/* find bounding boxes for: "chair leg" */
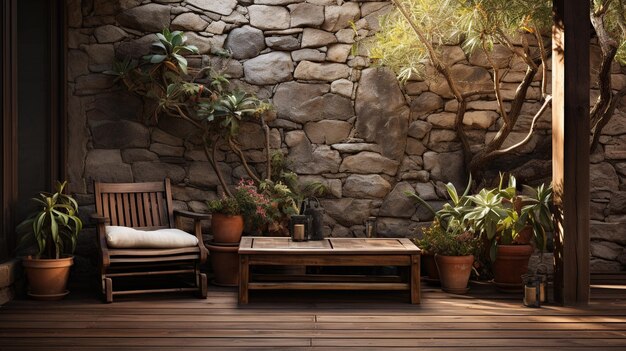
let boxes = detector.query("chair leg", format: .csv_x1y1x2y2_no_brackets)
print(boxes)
198,273,207,299
104,277,113,303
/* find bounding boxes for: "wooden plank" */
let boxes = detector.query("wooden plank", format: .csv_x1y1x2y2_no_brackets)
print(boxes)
329,238,406,250
112,287,199,296
122,193,131,227
242,237,419,254
109,193,118,225
247,255,412,266
136,193,146,227
143,193,153,227
149,192,160,227
0,338,310,348
251,274,403,283
156,192,165,226
551,0,591,305
102,194,110,224
1,0,19,262
0,328,624,339
239,255,249,304
2,348,626,351
97,182,165,193
114,193,123,225
251,238,331,250
109,254,199,264
2,320,625,331
108,247,199,257
129,193,138,227
247,282,410,291
312,339,626,348
410,254,420,304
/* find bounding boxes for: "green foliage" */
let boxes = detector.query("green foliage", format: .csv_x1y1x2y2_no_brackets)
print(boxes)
143,28,199,74
416,220,481,257
258,151,328,235
407,174,553,262
519,182,554,251
604,0,626,64
207,179,273,228
16,181,83,259
372,0,552,80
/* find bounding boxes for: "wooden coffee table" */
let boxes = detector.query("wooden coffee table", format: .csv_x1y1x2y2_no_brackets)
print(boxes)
238,237,421,304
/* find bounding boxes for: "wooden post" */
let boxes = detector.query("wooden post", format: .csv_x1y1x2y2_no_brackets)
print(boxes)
552,0,590,305
1,0,18,261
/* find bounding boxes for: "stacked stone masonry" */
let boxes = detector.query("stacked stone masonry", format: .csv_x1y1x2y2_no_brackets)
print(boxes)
67,0,626,272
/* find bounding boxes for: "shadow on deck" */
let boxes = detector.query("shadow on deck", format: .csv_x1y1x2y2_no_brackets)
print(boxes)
0,275,625,350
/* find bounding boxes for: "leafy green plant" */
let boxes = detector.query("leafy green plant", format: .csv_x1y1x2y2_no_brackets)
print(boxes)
408,174,553,261
107,28,274,198
373,0,626,181
416,220,480,257
207,179,273,228
464,174,553,261
406,175,473,234
519,182,553,251
17,181,83,259
144,29,199,74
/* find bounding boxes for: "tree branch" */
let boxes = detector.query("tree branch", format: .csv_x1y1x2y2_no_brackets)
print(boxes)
482,41,510,124
490,95,552,157
533,28,550,99
589,5,623,153
591,87,626,151
260,116,272,181
228,137,262,184
203,137,232,197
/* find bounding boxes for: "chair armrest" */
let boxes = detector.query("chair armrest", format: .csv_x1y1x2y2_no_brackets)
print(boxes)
173,210,209,262
90,214,110,224
91,215,111,267
173,209,211,220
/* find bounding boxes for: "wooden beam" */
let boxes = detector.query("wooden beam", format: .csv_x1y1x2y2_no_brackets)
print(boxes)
552,0,591,305
1,0,18,260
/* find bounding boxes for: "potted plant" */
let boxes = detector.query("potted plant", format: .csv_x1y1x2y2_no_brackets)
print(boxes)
421,220,480,294
409,178,476,290
465,175,553,291
16,181,82,300
206,179,273,286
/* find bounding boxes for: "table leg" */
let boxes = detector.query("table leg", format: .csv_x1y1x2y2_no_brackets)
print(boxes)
410,254,421,304
239,255,249,304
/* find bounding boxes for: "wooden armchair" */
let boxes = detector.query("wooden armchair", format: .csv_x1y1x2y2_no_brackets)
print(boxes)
92,178,209,303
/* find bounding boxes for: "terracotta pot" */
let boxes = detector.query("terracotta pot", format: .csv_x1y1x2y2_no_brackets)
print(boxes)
22,256,73,300
211,213,244,243
421,252,440,285
435,255,474,294
206,243,239,287
493,244,534,292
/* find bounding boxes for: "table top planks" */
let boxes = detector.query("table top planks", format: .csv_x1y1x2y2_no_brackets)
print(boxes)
239,237,420,255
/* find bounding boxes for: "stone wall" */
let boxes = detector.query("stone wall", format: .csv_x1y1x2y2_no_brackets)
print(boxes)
66,0,626,272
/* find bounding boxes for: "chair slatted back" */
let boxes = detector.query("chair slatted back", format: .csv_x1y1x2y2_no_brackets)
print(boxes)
94,179,175,229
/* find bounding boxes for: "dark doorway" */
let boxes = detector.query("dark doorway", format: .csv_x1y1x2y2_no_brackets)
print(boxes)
0,0,65,261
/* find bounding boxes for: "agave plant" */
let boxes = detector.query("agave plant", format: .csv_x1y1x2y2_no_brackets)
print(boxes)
405,175,473,234
144,29,199,74
17,181,83,259
519,182,553,251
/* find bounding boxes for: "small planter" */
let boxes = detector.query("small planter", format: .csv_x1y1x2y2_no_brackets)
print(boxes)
211,213,244,243
206,242,239,287
493,244,534,292
22,256,73,300
435,254,474,294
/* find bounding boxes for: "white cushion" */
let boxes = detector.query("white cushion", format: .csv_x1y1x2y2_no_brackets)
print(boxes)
105,226,199,249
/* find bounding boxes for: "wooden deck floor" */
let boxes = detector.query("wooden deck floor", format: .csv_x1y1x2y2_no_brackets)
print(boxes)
0,277,625,350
